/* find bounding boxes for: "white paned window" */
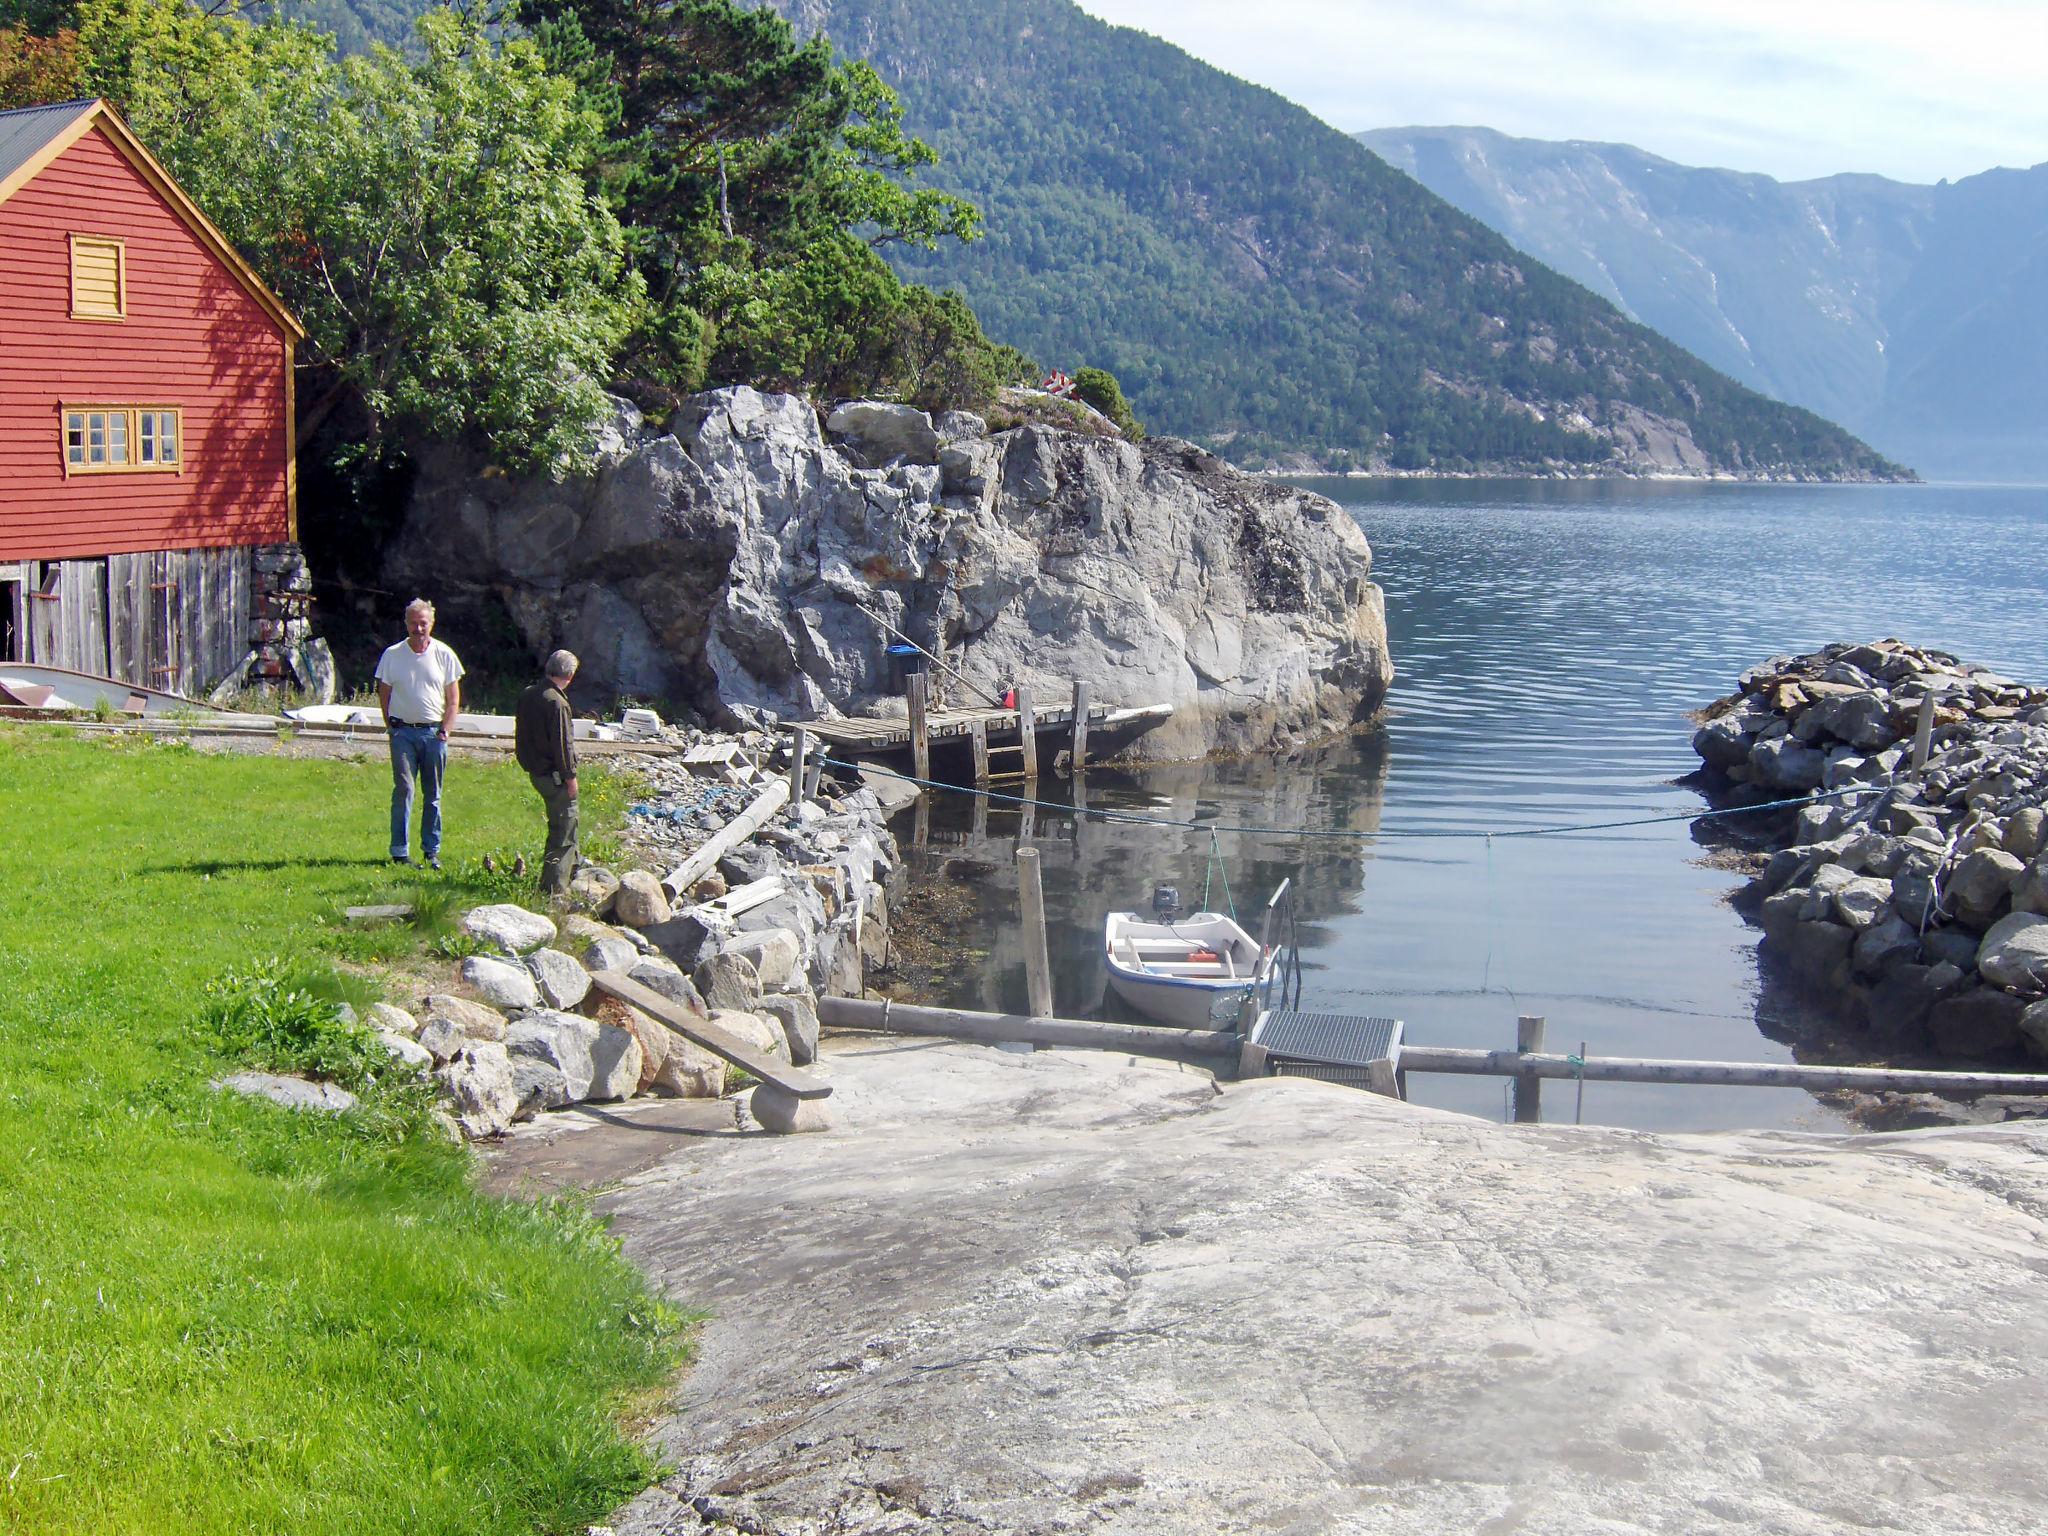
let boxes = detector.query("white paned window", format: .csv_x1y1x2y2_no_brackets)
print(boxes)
62,407,184,475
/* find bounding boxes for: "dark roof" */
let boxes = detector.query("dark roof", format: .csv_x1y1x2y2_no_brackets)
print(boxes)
0,100,98,188
0,99,96,190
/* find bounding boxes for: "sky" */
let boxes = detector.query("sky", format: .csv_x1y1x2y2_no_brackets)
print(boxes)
1072,0,2048,183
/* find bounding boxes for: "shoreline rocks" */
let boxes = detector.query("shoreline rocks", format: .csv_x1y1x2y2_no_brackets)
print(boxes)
376,731,900,1139
1692,640,2048,1068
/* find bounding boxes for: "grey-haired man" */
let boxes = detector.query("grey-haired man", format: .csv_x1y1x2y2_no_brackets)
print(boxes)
514,649,580,898
375,598,464,869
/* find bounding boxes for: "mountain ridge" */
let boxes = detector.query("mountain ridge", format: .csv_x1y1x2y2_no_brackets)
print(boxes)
1362,124,2048,478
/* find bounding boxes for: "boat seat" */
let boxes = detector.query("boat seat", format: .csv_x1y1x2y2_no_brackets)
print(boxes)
1142,960,1236,977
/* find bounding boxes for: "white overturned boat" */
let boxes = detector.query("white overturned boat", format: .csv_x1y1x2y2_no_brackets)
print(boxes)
1103,908,1265,1029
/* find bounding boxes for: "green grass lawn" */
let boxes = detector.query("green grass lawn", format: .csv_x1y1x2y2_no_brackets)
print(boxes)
0,728,679,1535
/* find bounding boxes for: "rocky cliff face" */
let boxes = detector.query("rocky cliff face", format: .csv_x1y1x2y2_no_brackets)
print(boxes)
388,388,1391,760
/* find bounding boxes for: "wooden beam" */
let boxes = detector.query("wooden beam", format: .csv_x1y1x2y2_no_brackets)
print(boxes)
1017,845,1054,1019
821,996,1239,1063
1512,1015,1545,1123
1070,680,1091,768
969,718,990,785
1016,683,1039,781
787,725,809,809
661,778,790,897
590,969,831,1098
1398,1045,2048,1096
906,671,931,785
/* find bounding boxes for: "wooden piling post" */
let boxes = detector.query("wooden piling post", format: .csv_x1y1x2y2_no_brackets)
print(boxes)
1070,679,1091,770
1512,1014,1545,1124
1910,692,1936,773
970,719,990,785
788,726,809,810
1015,684,1039,782
906,671,931,785
1017,846,1054,1019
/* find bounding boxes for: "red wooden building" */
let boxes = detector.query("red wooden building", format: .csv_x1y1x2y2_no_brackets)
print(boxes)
0,97,309,695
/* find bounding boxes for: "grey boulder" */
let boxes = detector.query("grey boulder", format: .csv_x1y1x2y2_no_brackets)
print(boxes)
506,1010,601,1101
614,870,673,929
460,955,541,1011
1977,912,2048,992
435,1040,519,1138
460,903,557,955
527,947,591,1010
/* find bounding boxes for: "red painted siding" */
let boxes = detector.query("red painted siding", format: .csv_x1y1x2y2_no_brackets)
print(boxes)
0,125,290,561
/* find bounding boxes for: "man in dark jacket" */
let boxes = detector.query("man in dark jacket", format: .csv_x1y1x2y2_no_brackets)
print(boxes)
514,650,580,898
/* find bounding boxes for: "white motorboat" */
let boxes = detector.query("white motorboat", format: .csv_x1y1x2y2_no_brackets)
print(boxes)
1103,907,1265,1029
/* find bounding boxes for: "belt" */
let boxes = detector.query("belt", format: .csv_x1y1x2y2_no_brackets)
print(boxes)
391,719,440,729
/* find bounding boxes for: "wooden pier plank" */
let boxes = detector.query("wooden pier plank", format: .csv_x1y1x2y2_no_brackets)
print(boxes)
590,969,832,1099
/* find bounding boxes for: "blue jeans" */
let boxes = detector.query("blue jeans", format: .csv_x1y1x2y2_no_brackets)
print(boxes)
389,725,447,860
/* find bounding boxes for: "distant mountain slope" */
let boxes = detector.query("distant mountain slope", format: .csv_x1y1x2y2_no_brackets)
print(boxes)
253,0,1905,477
764,0,1901,477
1363,126,2048,479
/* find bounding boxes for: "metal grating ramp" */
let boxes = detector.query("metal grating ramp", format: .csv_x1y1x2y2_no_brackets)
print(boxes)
1251,1009,1404,1094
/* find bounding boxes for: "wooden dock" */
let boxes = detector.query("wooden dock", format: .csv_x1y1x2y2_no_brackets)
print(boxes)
794,701,1169,758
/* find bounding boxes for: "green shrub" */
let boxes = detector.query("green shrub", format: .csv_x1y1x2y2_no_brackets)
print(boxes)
1073,366,1144,439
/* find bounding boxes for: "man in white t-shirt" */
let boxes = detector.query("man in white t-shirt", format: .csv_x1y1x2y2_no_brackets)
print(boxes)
374,598,465,869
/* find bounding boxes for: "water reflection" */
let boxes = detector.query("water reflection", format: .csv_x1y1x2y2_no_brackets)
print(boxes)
897,478,2048,1132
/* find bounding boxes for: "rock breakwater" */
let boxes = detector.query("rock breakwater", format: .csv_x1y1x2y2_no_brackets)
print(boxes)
1691,641,2048,1063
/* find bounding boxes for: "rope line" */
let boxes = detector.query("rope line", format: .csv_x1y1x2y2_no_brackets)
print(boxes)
820,752,1874,842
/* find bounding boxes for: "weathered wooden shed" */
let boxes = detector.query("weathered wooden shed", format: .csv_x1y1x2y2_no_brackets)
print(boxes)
0,98,309,696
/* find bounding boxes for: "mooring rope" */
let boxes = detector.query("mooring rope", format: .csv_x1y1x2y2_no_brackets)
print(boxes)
817,752,1873,842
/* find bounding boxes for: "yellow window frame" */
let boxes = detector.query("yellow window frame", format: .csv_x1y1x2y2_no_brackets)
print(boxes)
60,405,184,476
68,234,127,322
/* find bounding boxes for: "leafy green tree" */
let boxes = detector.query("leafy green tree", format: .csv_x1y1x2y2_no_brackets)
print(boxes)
1073,365,1141,438
74,0,638,472
0,23,81,106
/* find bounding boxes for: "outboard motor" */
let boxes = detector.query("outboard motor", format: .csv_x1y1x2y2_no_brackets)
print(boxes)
1151,884,1182,921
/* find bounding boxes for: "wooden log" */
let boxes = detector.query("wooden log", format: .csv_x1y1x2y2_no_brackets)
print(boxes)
1911,692,1937,773
1070,679,1091,769
906,671,931,785
591,969,831,1098
1015,683,1039,781
787,725,809,809
970,719,990,785
661,778,791,897
821,996,1240,1063
1397,1045,2048,1096
1512,1014,1546,1123
1017,845,1054,1018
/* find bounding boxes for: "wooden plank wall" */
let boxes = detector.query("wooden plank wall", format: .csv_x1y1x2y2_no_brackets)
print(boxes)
13,546,251,693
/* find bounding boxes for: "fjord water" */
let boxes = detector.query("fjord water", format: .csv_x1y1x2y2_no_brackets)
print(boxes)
911,479,2048,1130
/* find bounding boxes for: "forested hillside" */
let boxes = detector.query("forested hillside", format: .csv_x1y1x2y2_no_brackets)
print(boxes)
763,0,1903,475
108,0,1903,475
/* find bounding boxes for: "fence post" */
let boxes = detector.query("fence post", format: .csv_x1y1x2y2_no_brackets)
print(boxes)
1017,846,1054,1019
1910,692,1936,773
787,726,809,811
1070,679,1091,770
1016,684,1039,782
970,718,990,786
906,671,931,786
1512,1014,1546,1124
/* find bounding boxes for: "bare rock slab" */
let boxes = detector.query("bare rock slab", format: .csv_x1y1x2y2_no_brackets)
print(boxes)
605,1041,2048,1536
